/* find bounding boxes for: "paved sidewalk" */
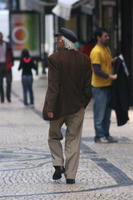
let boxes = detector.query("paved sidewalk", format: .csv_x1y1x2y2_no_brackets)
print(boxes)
0,74,133,200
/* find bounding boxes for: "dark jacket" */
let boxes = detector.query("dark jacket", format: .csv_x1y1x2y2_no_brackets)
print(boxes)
0,41,13,72
18,57,36,76
6,42,13,72
42,49,92,120
110,57,130,126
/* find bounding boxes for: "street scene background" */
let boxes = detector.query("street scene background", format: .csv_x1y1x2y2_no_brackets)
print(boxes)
0,65,133,200
1,0,133,199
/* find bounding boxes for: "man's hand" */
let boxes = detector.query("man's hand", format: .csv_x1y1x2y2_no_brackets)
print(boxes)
109,74,118,80
47,112,54,118
112,57,118,63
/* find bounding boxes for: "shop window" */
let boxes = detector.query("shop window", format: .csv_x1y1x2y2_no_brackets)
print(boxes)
78,14,93,43
102,5,117,54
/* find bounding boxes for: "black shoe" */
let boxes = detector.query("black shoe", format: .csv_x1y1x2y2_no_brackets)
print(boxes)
106,136,118,143
1,98,4,103
53,166,65,180
7,99,11,103
66,179,75,184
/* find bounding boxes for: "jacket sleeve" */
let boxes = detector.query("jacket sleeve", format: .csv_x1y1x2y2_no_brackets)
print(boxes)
6,42,14,71
18,60,22,70
7,43,13,62
82,63,92,107
31,59,37,71
46,57,60,112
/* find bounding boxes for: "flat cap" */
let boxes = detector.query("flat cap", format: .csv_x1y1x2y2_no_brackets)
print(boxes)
55,27,77,43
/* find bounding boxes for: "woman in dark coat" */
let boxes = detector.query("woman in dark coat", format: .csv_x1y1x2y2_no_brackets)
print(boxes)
18,49,37,107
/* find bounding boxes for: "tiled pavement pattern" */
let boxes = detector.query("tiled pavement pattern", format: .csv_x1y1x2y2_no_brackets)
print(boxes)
0,74,133,200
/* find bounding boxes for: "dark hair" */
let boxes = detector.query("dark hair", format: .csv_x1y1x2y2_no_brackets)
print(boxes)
94,27,108,42
21,48,30,59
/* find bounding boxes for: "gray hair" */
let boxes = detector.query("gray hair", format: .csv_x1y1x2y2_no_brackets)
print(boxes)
61,36,76,50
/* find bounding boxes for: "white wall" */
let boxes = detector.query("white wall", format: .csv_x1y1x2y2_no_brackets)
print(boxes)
0,10,9,41
45,15,54,55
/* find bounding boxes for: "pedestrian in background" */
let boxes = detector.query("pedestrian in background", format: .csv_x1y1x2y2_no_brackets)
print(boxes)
80,39,95,58
42,51,48,74
18,49,37,107
90,27,118,143
0,32,13,103
42,27,92,184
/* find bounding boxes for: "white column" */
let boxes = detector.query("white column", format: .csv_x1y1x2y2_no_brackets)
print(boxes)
19,0,27,10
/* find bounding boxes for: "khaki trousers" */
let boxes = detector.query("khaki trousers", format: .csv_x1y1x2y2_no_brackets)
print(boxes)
48,107,85,179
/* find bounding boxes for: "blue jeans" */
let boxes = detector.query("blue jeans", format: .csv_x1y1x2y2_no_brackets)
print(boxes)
92,86,112,140
22,75,34,105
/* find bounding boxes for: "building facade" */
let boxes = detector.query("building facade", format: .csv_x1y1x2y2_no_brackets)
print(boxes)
1,0,133,104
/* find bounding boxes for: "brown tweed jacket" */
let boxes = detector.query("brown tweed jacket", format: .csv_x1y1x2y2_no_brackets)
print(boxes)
42,49,92,120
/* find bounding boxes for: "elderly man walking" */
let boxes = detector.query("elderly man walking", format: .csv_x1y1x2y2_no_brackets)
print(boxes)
42,27,92,184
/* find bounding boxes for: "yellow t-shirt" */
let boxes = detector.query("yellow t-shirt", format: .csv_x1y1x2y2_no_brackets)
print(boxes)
90,44,113,87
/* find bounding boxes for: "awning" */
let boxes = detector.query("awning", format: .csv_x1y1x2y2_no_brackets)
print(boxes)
52,0,95,20
81,0,95,15
52,0,79,20
25,0,56,13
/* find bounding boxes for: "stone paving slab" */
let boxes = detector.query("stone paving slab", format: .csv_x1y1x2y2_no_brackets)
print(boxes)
0,76,133,199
